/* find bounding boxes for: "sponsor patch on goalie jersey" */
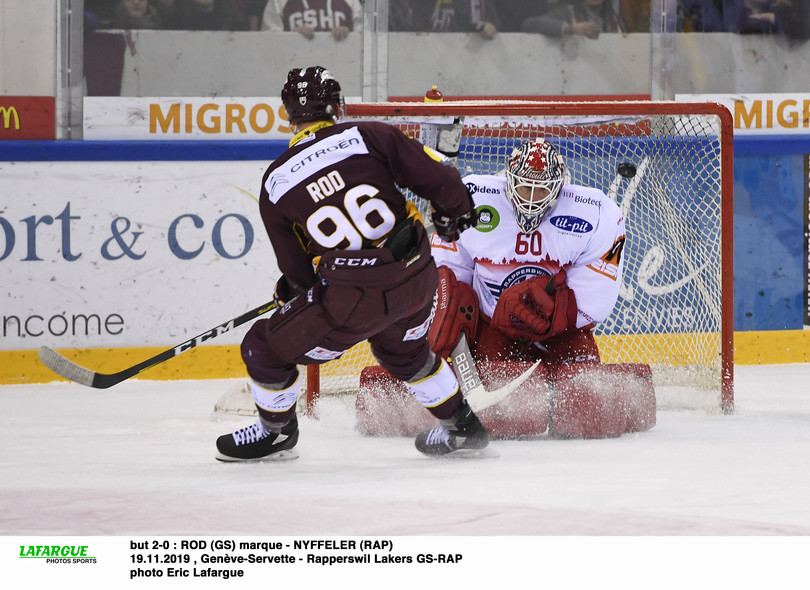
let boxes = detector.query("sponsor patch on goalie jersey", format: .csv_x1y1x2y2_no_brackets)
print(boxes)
483,265,550,299
473,205,499,232
549,215,593,234
466,182,501,196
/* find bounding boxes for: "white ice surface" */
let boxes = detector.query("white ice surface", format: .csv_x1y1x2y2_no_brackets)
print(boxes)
3,364,810,537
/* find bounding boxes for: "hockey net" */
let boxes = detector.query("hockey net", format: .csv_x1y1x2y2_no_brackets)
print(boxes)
303,100,734,414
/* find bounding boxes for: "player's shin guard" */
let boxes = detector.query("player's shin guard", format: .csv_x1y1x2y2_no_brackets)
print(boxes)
405,357,461,417
408,358,490,456
250,371,302,425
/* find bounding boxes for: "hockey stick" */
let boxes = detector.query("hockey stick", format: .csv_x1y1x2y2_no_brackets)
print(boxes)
450,333,540,412
38,301,277,389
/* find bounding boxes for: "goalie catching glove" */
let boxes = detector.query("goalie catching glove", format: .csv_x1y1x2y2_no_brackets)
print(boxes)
427,266,480,359
490,271,578,342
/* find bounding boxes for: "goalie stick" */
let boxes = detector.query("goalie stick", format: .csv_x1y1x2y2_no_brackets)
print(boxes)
38,301,277,389
451,333,540,412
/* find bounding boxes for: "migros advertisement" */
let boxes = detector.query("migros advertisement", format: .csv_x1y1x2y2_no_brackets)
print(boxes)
84,97,294,140
677,93,810,135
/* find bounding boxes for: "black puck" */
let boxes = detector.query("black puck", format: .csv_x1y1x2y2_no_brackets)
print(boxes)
617,162,637,178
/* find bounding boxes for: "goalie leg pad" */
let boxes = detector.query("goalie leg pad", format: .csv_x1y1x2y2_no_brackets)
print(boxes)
550,363,656,438
475,361,551,438
551,364,626,439
609,363,656,433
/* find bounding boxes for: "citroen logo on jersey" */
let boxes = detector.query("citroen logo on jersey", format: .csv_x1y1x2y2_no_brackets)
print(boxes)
266,174,289,199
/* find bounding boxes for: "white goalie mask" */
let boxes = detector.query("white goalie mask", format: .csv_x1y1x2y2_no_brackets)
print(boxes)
505,139,566,234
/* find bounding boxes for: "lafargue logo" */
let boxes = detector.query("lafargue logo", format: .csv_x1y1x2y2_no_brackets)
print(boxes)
18,543,97,564
474,205,499,232
549,215,593,234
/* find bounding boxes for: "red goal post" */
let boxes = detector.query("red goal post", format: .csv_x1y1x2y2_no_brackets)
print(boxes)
304,100,734,414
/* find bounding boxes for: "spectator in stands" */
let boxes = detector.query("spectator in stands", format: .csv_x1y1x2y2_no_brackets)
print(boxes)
497,0,564,32
773,0,810,41
409,0,502,39
389,0,414,31
678,0,781,33
521,0,625,39
677,0,731,32
261,0,363,40
241,0,268,30
619,0,650,32
736,0,781,34
113,0,165,29
161,0,249,31
86,0,115,28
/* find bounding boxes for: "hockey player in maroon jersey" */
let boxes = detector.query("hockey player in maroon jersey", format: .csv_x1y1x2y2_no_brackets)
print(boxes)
215,66,486,461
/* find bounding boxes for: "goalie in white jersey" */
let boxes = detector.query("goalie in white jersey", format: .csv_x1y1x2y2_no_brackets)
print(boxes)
427,138,626,370
357,138,654,439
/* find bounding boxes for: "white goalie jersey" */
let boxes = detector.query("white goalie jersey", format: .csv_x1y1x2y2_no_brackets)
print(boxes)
430,174,626,330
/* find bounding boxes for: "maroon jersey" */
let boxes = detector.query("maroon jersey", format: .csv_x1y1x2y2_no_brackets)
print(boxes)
259,121,470,292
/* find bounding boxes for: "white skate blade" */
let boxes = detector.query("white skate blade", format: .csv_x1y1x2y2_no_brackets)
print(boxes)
215,449,300,463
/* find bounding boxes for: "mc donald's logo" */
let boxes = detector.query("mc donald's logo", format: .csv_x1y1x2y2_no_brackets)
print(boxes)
0,106,20,130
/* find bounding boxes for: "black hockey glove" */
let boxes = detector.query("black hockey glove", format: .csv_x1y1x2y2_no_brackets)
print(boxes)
273,275,298,308
432,207,479,243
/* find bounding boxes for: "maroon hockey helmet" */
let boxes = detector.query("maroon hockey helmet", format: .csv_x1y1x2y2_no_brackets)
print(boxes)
281,66,343,125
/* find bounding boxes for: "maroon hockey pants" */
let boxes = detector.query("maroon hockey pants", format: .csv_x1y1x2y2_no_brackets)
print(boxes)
241,250,439,388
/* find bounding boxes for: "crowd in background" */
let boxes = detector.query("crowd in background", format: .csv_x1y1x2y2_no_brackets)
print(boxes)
85,0,810,41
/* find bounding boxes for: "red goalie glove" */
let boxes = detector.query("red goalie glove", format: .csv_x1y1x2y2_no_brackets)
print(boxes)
490,271,578,342
427,266,480,359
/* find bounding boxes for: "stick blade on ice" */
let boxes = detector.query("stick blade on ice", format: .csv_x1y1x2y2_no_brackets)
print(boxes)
38,346,97,387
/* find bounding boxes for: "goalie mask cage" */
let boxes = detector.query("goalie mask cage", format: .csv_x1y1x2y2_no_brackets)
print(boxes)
304,101,734,414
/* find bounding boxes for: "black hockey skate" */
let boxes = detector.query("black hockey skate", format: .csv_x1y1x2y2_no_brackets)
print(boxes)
215,417,299,462
415,401,490,457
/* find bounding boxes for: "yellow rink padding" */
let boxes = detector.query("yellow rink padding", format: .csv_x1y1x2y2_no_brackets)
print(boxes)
2,329,809,385
1,345,248,385
733,329,810,364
